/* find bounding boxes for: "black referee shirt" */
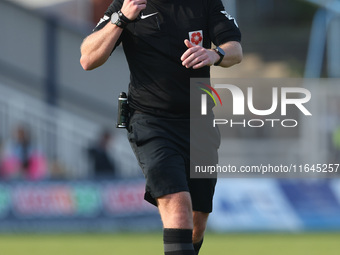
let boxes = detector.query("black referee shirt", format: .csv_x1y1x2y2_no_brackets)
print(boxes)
94,0,241,118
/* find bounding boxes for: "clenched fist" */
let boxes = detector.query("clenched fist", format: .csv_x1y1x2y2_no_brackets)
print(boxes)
121,0,147,20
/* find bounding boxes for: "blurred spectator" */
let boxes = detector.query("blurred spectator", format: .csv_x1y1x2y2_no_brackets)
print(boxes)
88,129,116,179
0,124,48,180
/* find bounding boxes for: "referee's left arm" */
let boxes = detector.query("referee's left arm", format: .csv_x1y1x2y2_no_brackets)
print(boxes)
213,40,243,68
181,0,242,69
181,39,242,69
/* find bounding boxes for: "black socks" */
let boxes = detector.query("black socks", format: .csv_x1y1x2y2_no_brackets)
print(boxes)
163,228,195,255
193,238,204,255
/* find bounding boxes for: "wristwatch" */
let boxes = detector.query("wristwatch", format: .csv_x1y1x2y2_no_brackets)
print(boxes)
213,46,225,66
111,10,131,29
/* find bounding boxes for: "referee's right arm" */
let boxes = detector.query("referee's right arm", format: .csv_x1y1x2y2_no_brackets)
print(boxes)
80,23,123,71
80,0,147,71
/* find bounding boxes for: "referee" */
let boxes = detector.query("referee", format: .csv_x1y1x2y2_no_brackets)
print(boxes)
80,0,242,254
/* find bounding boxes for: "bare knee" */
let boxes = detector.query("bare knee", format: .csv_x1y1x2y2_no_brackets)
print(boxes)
157,191,193,229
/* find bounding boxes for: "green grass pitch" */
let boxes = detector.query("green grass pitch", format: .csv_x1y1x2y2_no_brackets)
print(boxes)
0,233,339,255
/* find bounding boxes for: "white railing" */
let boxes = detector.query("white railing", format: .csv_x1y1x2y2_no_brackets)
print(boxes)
0,82,140,179
0,82,98,178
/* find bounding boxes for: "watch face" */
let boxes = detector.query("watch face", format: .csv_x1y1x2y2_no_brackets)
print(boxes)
111,12,119,24
217,47,225,56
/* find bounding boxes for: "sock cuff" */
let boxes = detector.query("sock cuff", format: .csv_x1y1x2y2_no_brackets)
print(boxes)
163,228,193,243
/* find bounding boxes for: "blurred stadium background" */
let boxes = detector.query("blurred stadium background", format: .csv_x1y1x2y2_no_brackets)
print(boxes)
1,0,340,254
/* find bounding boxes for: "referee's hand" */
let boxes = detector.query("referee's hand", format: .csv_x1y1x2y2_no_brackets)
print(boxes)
121,0,147,20
181,39,219,69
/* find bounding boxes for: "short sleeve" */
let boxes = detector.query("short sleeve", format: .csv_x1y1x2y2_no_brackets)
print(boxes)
208,0,241,46
92,0,123,32
92,0,124,52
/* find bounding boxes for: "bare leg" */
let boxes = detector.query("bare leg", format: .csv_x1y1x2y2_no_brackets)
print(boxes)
157,191,195,255
192,211,209,243
157,191,193,229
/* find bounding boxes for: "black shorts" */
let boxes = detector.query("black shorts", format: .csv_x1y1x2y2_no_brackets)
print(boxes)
127,112,218,213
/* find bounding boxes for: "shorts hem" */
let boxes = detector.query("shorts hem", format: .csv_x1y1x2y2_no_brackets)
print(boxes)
145,186,190,207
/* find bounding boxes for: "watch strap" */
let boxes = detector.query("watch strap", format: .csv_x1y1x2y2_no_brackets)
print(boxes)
112,11,131,29
118,10,132,24
213,47,225,66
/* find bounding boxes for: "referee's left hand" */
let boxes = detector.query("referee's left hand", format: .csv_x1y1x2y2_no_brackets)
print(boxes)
181,39,219,69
